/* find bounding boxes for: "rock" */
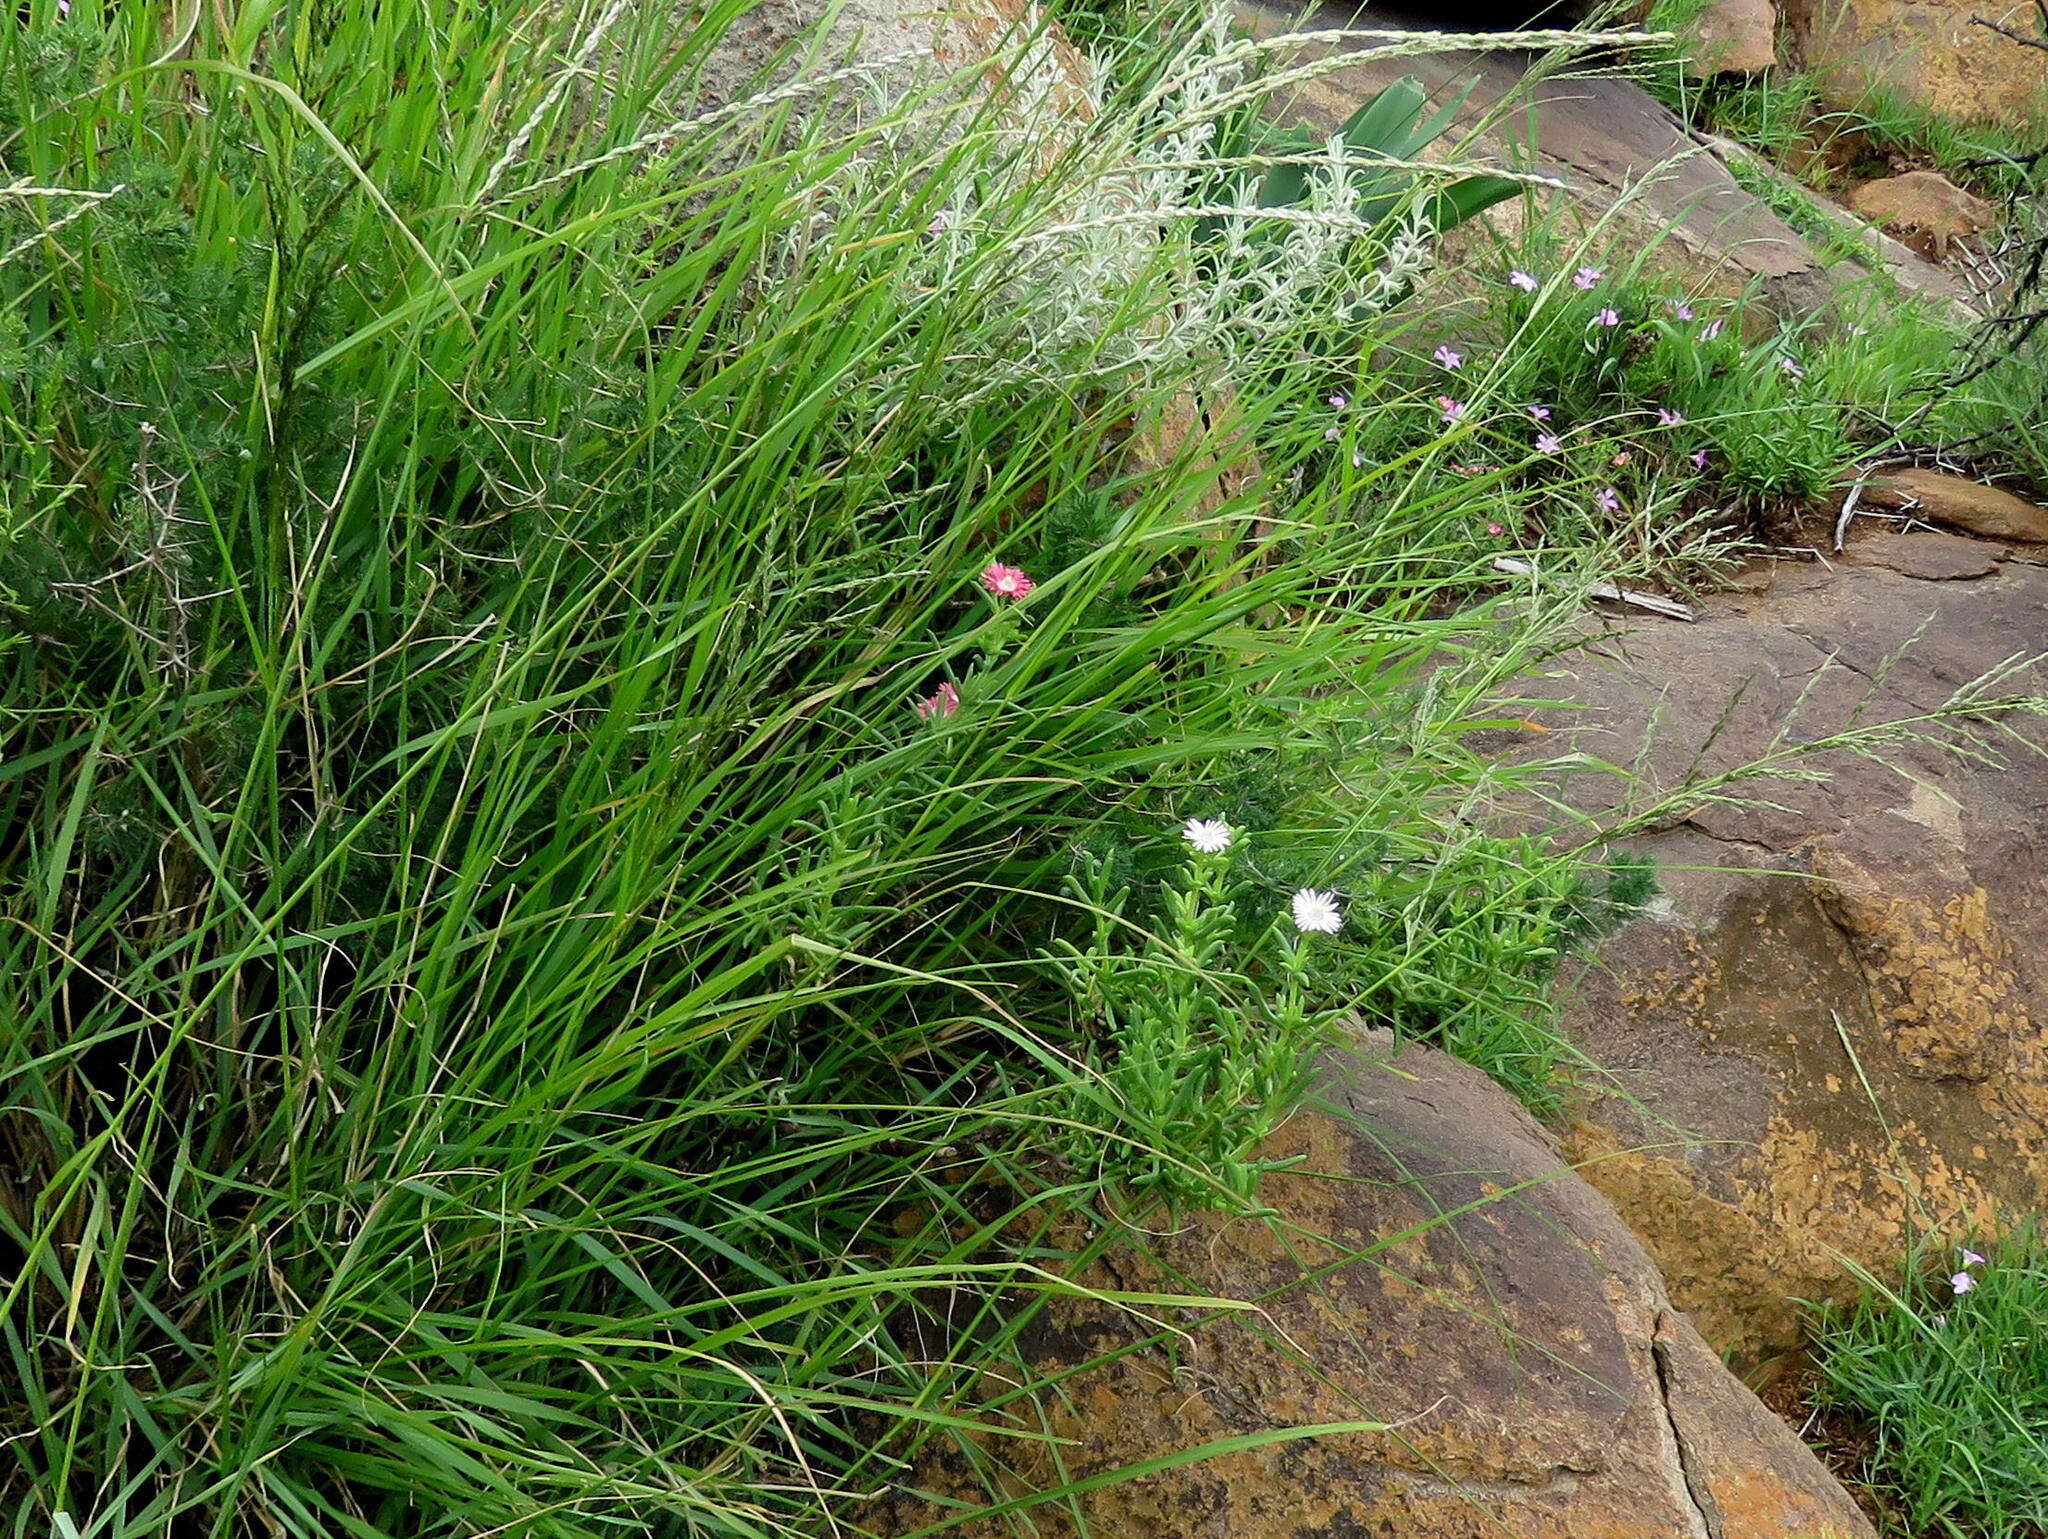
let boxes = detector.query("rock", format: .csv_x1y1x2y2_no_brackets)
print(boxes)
880,1035,1875,1539
698,0,1096,145
1862,466,2048,541
1846,528,2001,579
1687,0,1780,74
1782,0,2048,126
1505,556,2048,1379
1231,2,1976,322
1846,172,1998,259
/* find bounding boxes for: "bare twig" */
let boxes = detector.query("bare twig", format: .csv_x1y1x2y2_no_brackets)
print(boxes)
1490,555,1695,621
1834,457,1912,551
1971,0,2048,50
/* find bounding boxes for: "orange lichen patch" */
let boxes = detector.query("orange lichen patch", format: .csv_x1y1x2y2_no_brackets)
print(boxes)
1564,1120,1803,1375
1815,872,2026,1082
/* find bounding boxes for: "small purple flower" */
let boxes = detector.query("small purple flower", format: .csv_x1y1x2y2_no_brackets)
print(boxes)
1701,318,1725,340
1573,266,1603,290
1351,452,1366,468
1324,425,1342,441
1692,448,1709,470
1527,404,1552,422
1595,487,1622,513
1962,1248,1988,1268
1535,433,1562,454
1780,358,1806,379
1328,392,1350,410
1656,407,1685,426
1433,344,1464,370
1671,301,1695,321
1951,1271,1977,1295
1437,395,1466,424
1595,307,1621,328
1509,269,1540,292
1485,521,1507,536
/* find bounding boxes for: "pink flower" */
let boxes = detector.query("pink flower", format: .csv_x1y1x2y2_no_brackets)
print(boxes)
1527,404,1552,421
1508,269,1540,292
1611,452,1632,466
1351,452,1366,468
1535,433,1562,454
1962,1248,1987,1268
1573,266,1603,289
981,562,1034,599
1596,487,1622,513
1434,344,1464,370
1595,307,1621,328
914,681,960,720
1325,424,1343,441
1436,396,1466,424
1328,392,1349,409
1780,357,1806,379
1485,521,1507,537
1671,301,1695,320
1951,1271,1977,1295
1692,448,1709,470
1701,318,1724,340
926,212,950,235
1656,407,1685,426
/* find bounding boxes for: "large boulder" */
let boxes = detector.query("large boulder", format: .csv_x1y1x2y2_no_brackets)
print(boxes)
1782,0,2048,126
1686,0,1781,74
1513,533,2048,1379
1846,172,1999,261
879,1034,1874,1538
699,0,1095,122
1231,2,1976,320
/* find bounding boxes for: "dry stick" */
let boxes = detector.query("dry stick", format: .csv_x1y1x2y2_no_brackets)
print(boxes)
1489,555,1695,621
1834,456,1913,552
1970,0,2048,50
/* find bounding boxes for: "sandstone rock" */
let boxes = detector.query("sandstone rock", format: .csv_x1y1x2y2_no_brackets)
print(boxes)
1846,171,1997,259
1847,527,2002,579
880,1035,1874,1539
1507,554,2048,1379
699,0,1096,152
1232,3,1976,321
1862,466,2048,541
1687,0,1780,75
1782,0,2048,126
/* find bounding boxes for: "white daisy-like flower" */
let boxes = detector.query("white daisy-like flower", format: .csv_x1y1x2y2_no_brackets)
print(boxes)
1180,818,1233,854
1290,888,1342,934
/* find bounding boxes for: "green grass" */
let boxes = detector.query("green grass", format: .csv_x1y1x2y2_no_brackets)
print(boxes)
1811,1232,2048,1538
0,4,1663,1535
